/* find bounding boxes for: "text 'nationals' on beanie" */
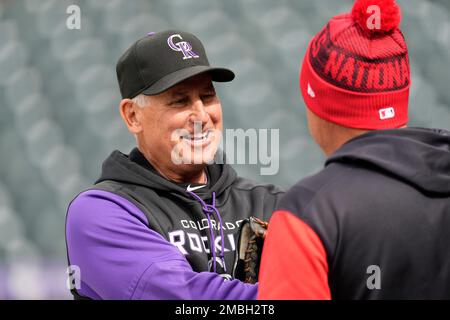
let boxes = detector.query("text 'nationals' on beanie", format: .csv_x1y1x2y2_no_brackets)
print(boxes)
300,0,410,129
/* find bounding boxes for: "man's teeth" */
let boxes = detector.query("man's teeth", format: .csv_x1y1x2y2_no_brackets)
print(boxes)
183,131,210,140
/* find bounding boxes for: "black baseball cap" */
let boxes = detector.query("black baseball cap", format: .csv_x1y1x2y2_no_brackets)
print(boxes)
116,30,235,99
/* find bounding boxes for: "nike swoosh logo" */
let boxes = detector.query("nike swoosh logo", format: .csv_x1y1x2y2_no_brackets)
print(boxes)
186,184,207,192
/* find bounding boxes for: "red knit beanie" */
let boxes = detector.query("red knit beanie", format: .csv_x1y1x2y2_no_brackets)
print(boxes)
300,0,410,129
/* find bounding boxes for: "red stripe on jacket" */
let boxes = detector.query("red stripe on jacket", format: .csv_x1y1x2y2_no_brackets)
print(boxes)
258,210,331,300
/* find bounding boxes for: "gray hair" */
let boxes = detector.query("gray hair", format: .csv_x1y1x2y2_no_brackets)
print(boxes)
131,94,151,108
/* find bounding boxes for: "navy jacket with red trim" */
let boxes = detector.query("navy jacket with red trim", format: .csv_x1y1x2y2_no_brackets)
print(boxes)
259,128,450,299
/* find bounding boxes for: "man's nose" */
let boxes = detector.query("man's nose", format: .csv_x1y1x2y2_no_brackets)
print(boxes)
189,99,209,124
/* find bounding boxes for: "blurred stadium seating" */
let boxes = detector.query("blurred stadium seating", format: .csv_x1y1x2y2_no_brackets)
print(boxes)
0,0,449,299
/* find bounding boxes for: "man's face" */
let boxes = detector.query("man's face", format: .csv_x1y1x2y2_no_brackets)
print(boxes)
137,74,223,172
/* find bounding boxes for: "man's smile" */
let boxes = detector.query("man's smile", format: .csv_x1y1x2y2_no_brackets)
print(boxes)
180,129,215,147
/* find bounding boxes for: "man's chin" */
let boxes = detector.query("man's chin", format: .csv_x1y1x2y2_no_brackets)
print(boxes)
172,161,209,179
178,142,219,164
182,151,217,166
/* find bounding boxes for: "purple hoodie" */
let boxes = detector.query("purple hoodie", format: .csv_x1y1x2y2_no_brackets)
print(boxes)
66,189,257,300
66,149,284,300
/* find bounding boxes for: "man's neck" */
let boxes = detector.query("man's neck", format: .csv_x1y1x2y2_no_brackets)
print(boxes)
135,147,207,184
157,166,207,185
323,128,370,157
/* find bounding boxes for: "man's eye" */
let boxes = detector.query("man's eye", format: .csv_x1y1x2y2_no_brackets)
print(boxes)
171,98,188,106
202,93,216,101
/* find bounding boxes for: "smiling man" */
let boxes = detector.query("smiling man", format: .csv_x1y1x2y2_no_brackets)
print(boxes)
65,30,284,300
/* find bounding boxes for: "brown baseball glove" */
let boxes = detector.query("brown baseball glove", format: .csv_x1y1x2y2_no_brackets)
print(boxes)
232,216,269,284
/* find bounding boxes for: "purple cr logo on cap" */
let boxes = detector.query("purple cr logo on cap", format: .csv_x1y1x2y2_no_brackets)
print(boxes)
167,34,199,60
147,32,156,36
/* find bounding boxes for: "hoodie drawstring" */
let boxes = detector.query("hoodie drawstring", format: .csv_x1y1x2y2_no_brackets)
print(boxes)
186,191,227,273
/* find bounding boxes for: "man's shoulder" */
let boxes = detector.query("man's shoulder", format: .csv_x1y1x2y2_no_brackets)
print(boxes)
67,188,149,227
231,176,285,196
280,163,371,215
279,161,399,222
226,176,285,221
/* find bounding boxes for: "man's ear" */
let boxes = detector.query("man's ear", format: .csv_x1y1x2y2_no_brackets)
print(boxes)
119,99,142,134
